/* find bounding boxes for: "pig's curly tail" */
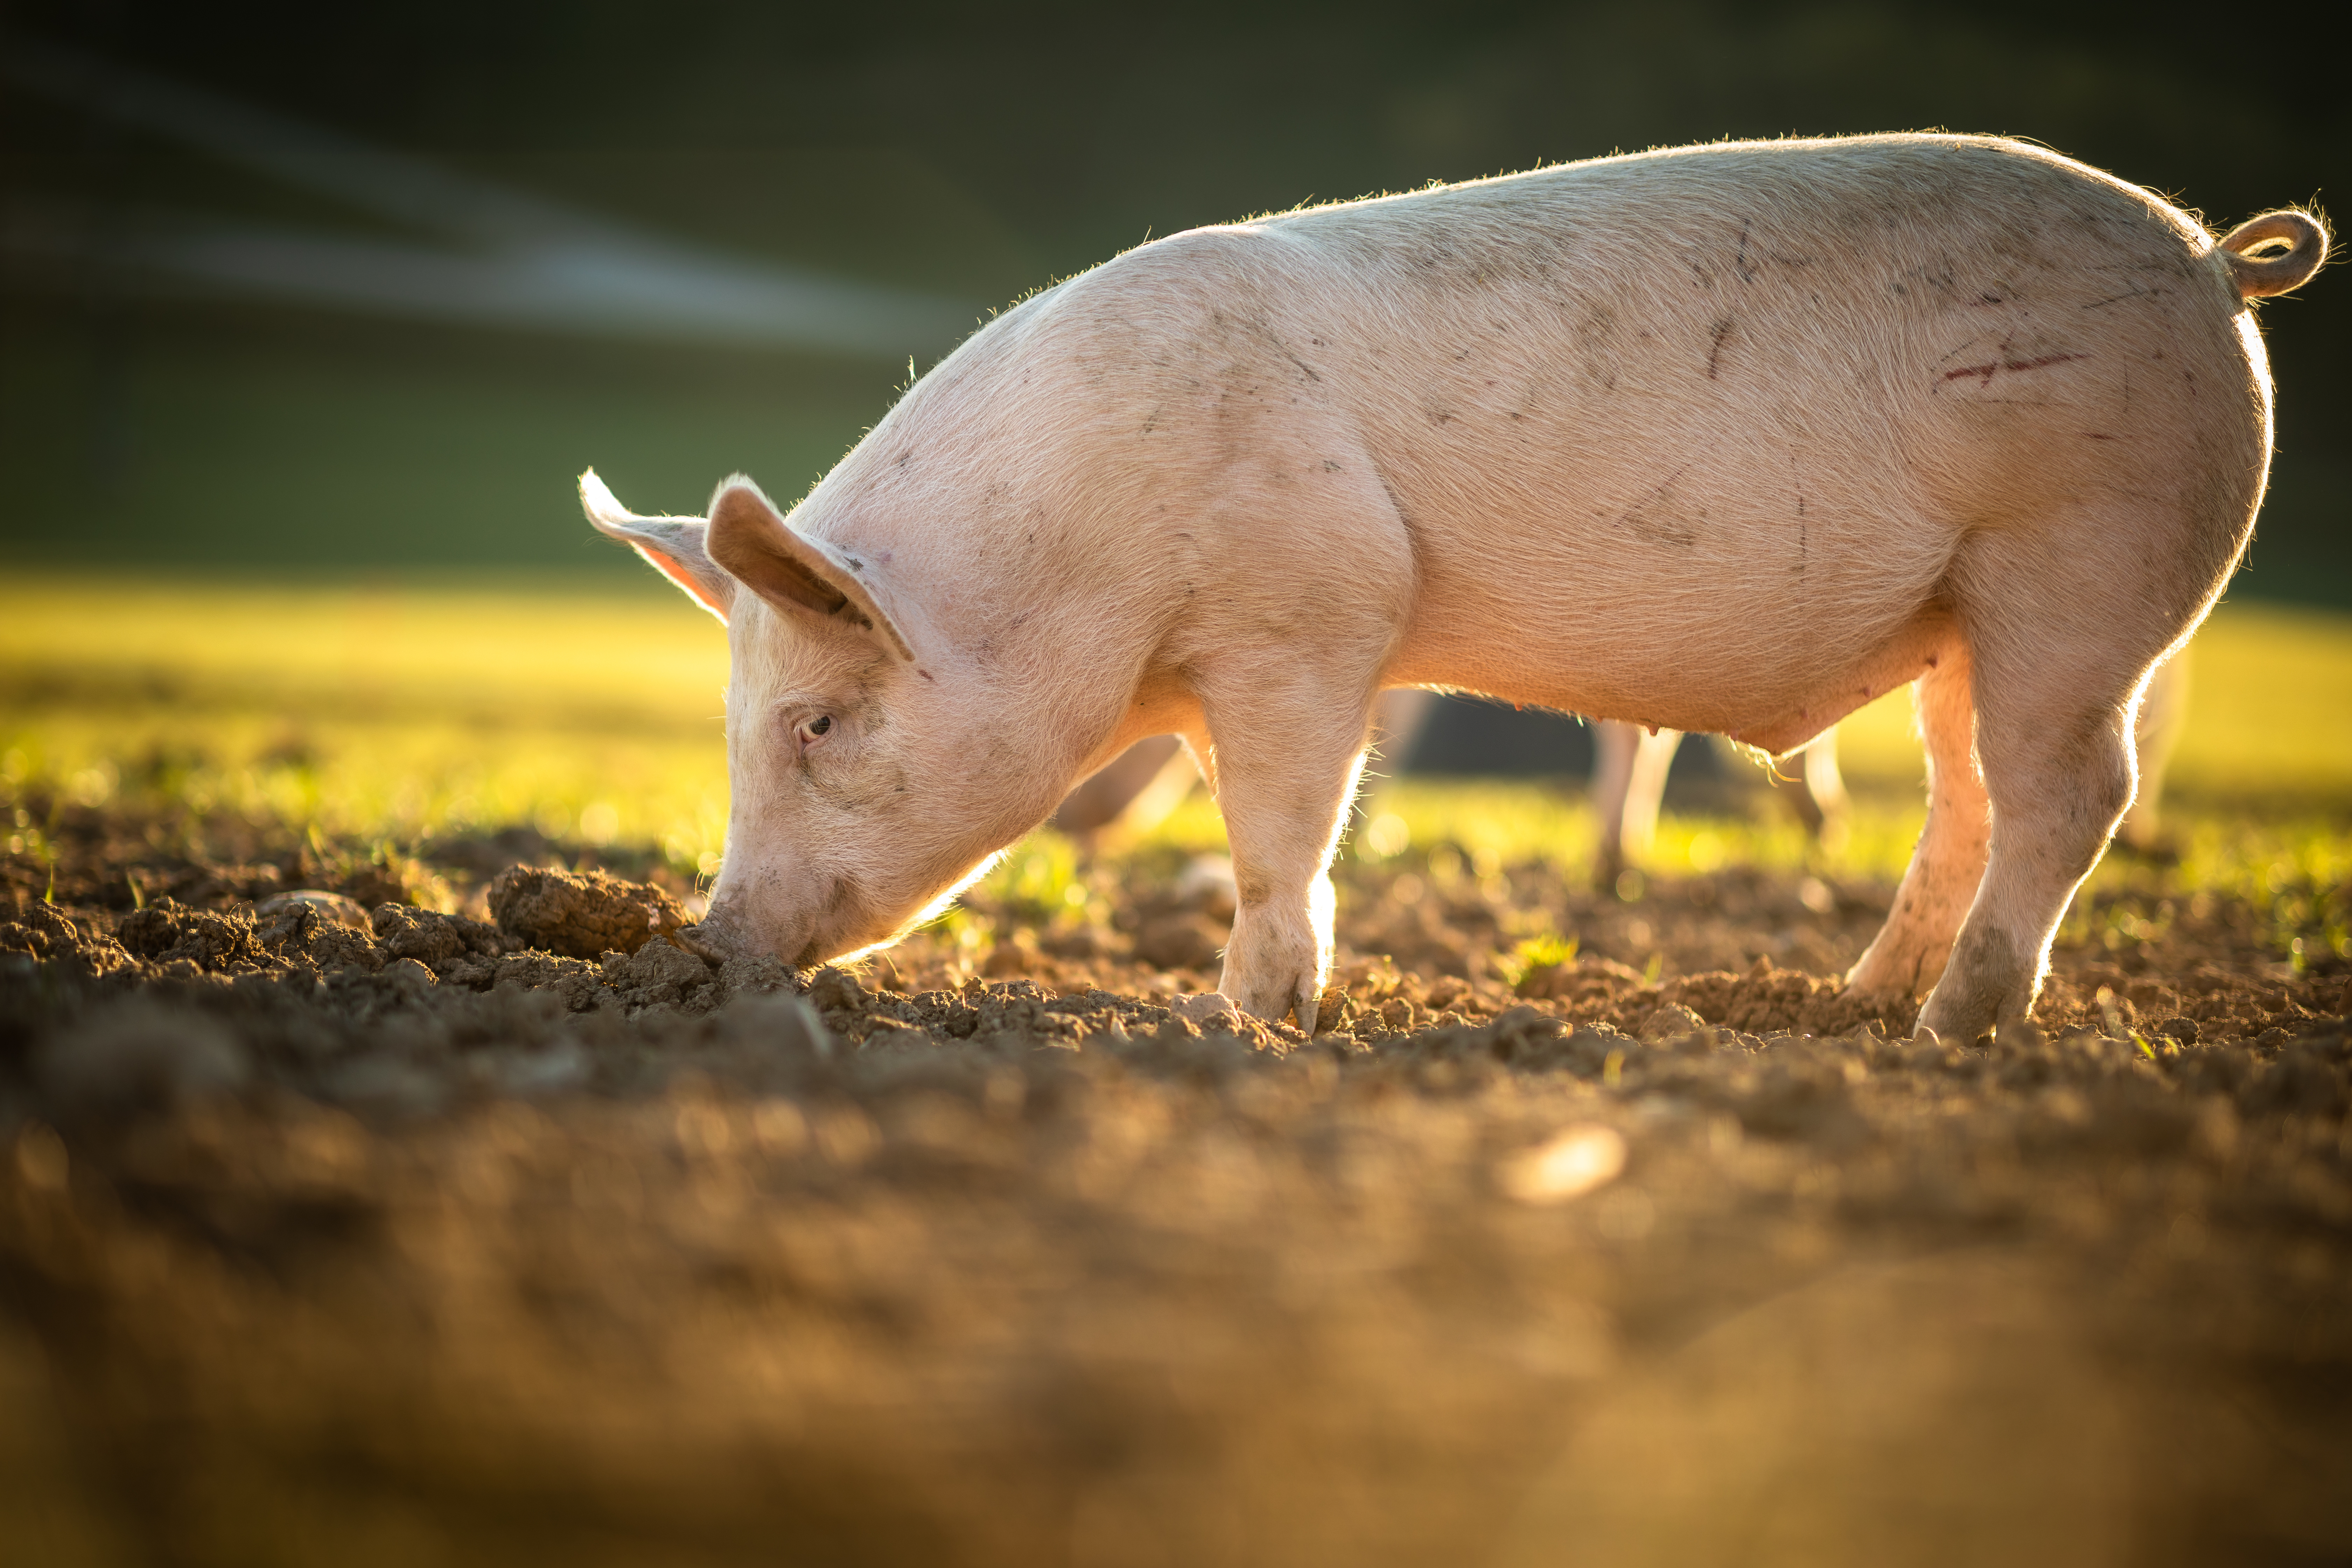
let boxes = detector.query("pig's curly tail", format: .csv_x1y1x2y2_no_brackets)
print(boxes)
2216,209,2329,298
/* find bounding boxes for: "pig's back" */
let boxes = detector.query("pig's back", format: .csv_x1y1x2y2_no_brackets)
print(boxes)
1202,135,2260,732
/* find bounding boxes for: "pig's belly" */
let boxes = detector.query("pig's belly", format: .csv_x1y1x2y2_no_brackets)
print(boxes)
1383,485,1961,754
1426,602,1954,754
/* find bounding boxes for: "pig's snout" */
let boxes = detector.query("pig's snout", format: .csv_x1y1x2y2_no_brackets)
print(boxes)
695,887,830,971
675,918,750,966
678,904,797,968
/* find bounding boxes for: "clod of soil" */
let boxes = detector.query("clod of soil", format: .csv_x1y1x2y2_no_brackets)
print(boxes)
488,863,693,959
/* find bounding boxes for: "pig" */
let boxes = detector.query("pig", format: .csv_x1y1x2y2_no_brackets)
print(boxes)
581,133,2325,1043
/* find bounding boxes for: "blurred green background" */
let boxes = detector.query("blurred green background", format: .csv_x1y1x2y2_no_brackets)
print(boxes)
2,0,2346,597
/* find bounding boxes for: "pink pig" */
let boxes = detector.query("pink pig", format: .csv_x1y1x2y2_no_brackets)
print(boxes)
583,133,2324,1042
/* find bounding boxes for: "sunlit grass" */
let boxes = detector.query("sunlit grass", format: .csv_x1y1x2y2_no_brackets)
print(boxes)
2,572,733,873
1340,779,1934,882
3,575,2347,920
0,573,732,718
1829,599,2352,799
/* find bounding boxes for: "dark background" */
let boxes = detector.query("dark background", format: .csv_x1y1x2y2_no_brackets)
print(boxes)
3,0,2345,600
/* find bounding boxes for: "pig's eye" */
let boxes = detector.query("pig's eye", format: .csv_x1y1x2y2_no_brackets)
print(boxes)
794,714,834,751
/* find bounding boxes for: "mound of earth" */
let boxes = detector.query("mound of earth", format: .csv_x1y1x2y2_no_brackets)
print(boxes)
487,863,694,960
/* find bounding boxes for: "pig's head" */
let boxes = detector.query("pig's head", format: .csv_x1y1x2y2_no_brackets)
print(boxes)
581,469,1059,970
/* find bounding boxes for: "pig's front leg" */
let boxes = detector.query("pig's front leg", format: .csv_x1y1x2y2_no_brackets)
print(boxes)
1196,687,1377,1034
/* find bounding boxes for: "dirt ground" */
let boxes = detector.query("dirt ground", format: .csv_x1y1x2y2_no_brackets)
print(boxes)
4,790,2350,1567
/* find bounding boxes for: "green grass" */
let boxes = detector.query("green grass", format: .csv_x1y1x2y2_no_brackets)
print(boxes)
1,574,735,873
1830,600,2352,799
3,576,2348,915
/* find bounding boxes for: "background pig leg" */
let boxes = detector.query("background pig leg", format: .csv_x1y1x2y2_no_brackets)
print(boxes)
1199,682,1379,1031
1050,735,1194,848
2116,647,2190,851
1361,689,1437,800
1052,691,1433,853
1590,722,1682,884
1795,730,1851,841
1844,651,1989,1009
1594,724,1847,882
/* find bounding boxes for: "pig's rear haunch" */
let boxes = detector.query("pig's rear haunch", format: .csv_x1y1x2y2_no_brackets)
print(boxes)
583,133,2327,1044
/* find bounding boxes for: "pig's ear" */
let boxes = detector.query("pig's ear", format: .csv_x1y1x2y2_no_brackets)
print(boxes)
705,477,915,662
579,470,734,623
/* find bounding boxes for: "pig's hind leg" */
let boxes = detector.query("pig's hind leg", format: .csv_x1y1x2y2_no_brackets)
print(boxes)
1843,647,1990,1013
1197,675,1381,1033
1912,514,2214,1042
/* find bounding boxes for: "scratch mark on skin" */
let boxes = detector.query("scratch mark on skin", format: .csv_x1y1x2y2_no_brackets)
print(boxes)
917,668,935,681
2083,286,2157,309
1707,318,1733,379
1940,351,2087,386
2081,432,2118,441
1734,220,1758,284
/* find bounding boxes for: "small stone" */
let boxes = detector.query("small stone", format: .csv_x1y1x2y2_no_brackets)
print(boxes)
1639,1002,1707,1043
256,889,372,932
